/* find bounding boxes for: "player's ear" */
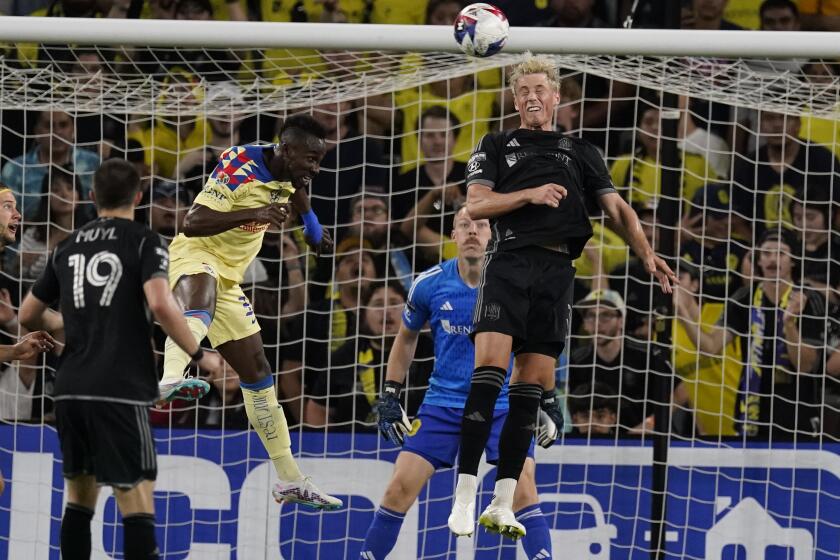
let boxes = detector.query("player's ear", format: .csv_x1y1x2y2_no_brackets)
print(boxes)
89,190,96,203
133,190,143,205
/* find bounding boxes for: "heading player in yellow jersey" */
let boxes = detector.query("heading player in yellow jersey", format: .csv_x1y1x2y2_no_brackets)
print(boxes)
158,114,341,509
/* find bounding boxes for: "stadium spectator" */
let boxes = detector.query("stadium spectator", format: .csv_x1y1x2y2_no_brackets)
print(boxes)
791,187,840,302
342,191,417,289
674,228,828,438
147,71,208,179
14,166,86,284
307,101,386,227
568,289,678,434
795,0,840,30
179,82,245,194
673,184,750,436
799,60,840,158
682,0,745,29
567,382,619,436
732,112,840,239
536,0,609,27
1,110,99,219
304,282,432,427
760,0,800,29
395,71,499,172
395,106,465,262
610,104,717,207
280,246,378,423
678,95,732,179
149,180,190,241
423,0,462,25
555,76,583,135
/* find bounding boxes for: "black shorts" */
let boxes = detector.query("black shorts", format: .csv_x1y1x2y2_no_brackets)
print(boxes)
55,399,157,488
473,246,574,359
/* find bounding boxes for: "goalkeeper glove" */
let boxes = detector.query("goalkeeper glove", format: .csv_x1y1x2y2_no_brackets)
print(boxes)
536,389,563,448
374,381,412,445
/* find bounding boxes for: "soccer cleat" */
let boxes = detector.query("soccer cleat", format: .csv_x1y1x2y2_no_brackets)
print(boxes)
447,499,475,537
478,504,526,540
158,378,210,404
272,477,343,510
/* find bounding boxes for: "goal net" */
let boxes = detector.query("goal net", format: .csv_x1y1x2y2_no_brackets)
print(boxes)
2,22,840,560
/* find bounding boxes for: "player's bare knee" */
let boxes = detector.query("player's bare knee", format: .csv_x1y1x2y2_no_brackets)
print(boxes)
65,475,99,510
381,475,418,513
113,481,155,516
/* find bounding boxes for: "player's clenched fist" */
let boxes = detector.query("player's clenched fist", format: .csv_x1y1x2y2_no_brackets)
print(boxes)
528,183,567,208
253,203,289,229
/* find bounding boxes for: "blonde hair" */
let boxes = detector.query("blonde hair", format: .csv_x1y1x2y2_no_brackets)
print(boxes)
508,52,561,95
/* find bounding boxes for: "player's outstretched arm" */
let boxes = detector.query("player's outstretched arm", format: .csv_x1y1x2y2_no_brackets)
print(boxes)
143,277,224,373
598,192,677,293
182,202,288,238
466,182,567,220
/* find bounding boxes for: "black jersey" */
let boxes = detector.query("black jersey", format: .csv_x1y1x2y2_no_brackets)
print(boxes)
466,129,616,257
31,217,170,405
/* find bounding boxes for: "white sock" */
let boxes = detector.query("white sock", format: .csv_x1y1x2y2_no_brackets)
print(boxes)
455,474,477,504
492,478,517,509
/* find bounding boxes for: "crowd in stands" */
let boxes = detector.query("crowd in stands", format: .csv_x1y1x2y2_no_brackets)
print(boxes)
0,0,839,442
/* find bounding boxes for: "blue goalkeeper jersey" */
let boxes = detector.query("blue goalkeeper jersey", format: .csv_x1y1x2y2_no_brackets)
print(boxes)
403,258,510,410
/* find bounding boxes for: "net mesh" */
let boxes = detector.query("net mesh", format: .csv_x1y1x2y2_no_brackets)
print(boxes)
1,41,839,559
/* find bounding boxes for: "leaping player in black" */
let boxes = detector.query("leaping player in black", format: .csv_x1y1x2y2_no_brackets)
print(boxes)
21,159,223,560
447,53,677,540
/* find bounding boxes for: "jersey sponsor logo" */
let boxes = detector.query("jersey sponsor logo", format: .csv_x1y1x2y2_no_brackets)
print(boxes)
484,302,501,321
467,159,481,173
202,184,228,202
468,152,486,165
441,319,471,335
239,222,270,233
506,151,571,168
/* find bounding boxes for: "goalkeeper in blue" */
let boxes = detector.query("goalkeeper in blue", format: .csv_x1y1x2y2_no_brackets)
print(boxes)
359,205,561,560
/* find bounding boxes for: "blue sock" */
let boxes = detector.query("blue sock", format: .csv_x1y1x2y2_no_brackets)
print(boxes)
517,504,552,559
359,506,405,559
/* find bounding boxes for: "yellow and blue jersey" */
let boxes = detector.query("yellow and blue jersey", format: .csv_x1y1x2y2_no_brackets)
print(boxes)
168,144,294,283
403,258,511,410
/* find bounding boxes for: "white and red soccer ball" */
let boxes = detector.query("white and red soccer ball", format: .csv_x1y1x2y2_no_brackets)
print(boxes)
453,3,509,58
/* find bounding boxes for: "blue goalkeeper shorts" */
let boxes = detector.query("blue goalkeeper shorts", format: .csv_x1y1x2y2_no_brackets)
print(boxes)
401,404,535,470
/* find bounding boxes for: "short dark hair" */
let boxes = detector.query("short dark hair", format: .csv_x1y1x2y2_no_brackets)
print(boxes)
93,159,141,210
420,105,461,132
760,0,798,21
361,281,407,308
279,113,327,144
175,0,213,18
567,382,619,417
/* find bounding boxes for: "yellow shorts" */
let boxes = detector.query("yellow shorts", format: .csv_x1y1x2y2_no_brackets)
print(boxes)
168,256,261,348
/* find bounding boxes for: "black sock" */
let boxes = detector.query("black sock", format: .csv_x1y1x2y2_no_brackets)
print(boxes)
496,382,542,481
61,503,94,560
458,366,507,476
123,513,159,560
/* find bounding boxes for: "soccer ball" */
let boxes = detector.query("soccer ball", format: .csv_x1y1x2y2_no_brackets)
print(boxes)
453,3,509,58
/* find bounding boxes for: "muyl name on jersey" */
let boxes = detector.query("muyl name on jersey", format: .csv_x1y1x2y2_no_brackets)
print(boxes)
75,226,117,243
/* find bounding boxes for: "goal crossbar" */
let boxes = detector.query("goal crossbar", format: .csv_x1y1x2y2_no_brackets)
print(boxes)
2,16,840,57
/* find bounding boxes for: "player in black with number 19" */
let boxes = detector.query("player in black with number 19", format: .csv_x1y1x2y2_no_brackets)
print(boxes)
448,54,677,540
20,159,223,560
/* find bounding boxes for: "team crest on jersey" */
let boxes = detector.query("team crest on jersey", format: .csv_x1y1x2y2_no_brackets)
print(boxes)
557,137,572,151
484,302,501,321
215,171,230,185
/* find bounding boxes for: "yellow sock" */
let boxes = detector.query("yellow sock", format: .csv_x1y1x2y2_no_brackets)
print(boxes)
161,314,210,383
241,380,303,482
